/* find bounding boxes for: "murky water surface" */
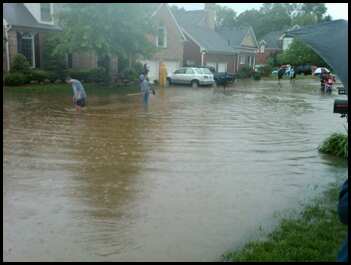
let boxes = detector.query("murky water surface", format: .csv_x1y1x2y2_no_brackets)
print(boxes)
3,80,347,261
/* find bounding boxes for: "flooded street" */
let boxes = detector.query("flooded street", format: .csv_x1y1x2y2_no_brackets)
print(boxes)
3,80,347,261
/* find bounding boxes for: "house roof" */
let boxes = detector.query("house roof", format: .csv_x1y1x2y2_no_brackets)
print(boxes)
174,9,257,53
217,26,250,47
260,30,284,49
182,24,233,53
3,3,62,32
151,3,186,41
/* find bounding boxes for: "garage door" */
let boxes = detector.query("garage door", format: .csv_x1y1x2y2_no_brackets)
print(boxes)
218,63,227,73
164,61,180,77
139,60,159,84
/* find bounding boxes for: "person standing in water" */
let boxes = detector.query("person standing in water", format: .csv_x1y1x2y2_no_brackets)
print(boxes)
65,76,87,112
139,74,151,106
289,66,296,84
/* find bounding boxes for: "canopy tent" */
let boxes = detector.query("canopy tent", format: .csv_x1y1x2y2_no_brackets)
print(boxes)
286,19,348,94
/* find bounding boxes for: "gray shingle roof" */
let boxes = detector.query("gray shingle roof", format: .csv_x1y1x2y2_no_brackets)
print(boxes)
174,10,257,53
182,24,233,53
260,30,284,49
217,26,249,47
3,3,62,32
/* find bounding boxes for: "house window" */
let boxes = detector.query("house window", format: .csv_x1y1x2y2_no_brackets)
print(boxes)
260,45,265,53
40,3,52,22
185,68,194,74
17,32,35,67
239,55,245,64
156,26,167,48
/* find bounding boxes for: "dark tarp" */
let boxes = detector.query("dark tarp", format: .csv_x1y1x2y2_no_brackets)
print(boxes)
286,19,348,94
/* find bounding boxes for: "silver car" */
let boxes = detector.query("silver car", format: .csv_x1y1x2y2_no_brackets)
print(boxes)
168,67,215,88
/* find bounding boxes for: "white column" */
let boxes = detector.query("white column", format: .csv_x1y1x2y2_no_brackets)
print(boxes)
201,51,205,66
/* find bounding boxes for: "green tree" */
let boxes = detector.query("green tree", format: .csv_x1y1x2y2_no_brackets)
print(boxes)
53,4,157,68
214,4,237,29
276,39,329,67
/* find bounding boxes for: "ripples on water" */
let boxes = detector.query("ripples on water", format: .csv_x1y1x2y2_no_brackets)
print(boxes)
3,80,347,261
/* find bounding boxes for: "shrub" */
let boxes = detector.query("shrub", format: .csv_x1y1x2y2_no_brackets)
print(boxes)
259,65,273,77
252,71,261,80
133,62,144,75
65,67,109,83
88,67,108,83
121,67,138,81
319,133,348,159
237,65,254,79
65,68,91,82
10,53,31,74
27,69,50,82
4,72,29,86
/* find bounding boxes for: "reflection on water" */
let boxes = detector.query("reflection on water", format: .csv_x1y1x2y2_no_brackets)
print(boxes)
3,80,347,261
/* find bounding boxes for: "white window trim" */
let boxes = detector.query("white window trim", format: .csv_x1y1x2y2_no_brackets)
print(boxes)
39,3,54,24
156,26,167,48
260,45,265,53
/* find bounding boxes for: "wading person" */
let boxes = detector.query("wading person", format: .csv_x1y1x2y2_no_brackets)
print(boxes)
139,74,151,107
66,76,87,112
289,66,296,84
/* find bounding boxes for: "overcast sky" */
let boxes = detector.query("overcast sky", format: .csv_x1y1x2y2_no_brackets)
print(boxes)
170,3,348,20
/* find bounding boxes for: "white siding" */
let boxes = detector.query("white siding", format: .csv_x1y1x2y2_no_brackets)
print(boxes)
282,37,294,51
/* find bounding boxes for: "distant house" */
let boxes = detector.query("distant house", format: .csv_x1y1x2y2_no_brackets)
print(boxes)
143,3,259,82
175,3,258,73
139,3,186,83
256,25,300,65
3,3,118,76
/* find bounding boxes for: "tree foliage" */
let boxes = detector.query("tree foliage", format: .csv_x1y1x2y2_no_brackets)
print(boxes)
276,39,329,67
53,3,157,63
214,3,331,40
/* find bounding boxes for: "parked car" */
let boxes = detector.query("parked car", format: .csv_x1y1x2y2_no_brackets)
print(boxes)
200,66,235,85
295,64,312,75
167,67,215,88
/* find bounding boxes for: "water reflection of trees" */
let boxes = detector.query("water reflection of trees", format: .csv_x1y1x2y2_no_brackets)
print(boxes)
70,100,162,220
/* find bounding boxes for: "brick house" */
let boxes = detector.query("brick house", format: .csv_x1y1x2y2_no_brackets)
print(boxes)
3,3,118,76
3,3,62,72
256,25,300,65
143,3,259,82
175,3,258,74
139,3,186,83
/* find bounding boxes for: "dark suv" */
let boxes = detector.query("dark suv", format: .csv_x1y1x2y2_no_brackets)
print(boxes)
295,64,312,75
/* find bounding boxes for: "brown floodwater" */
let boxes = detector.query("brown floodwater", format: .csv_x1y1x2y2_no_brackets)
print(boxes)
3,80,347,261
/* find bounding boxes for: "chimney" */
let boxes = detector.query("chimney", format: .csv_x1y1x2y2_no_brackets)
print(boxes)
204,3,216,31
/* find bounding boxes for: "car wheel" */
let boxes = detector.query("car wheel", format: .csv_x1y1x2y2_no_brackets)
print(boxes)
191,80,199,88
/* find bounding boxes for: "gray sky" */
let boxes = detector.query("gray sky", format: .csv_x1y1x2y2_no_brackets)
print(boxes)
170,3,348,20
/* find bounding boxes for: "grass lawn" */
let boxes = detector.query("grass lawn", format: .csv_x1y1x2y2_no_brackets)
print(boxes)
222,182,347,262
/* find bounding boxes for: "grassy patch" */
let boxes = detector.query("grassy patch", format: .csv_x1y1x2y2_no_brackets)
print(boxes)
223,182,347,262
319,133,348,159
